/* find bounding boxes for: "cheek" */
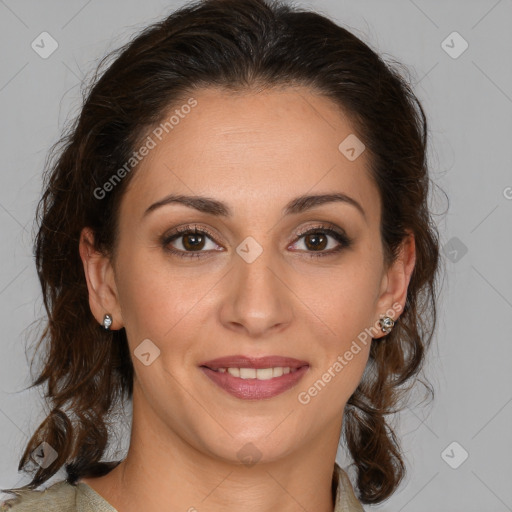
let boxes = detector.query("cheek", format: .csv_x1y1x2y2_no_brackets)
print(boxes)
302,282,375,411
311,259,382,341
301,253,381,396
114,248,213,344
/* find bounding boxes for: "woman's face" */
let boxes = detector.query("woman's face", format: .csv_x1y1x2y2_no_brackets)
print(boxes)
83,86,412,466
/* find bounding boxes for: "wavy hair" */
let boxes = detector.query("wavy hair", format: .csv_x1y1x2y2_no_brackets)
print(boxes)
2,0,444,505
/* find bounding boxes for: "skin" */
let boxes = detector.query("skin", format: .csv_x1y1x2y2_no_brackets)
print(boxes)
78,86,416,512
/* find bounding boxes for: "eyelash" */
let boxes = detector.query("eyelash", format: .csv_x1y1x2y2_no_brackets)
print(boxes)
161,223,352,259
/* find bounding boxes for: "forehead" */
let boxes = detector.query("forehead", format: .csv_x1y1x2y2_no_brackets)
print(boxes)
121,86,380,224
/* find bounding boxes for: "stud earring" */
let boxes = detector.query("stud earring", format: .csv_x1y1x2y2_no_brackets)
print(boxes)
103,314,113,330
378,316,395,334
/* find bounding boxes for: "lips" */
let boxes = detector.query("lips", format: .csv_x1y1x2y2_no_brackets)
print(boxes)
199,355,309,371
198,355,310,400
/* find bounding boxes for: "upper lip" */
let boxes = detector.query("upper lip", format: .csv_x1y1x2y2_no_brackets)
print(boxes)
199,355,309,370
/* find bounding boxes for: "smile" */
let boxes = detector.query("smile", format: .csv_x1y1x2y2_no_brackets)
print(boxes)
211,367,299,379
200,365,309,400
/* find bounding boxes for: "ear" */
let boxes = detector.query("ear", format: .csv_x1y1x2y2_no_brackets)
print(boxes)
78,227,124,330
373,230,416,339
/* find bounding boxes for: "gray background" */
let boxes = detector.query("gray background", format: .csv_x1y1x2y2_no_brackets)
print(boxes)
1,1,511,511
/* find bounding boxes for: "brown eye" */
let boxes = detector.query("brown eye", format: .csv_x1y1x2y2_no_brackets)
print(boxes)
303,232,328,251
290,225,352,258
162,223,352,260
162,225,221,258
181,232,207,251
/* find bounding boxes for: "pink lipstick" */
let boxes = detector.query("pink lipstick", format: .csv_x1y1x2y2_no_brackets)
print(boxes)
199,355,309,400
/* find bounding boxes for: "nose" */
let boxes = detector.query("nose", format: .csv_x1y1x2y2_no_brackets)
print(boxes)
218,243,294,338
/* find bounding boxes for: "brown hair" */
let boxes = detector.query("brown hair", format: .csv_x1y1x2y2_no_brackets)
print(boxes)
2,0,444,505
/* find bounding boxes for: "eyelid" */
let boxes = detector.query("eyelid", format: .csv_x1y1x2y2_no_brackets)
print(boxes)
162,224,221,244
292,221,345,239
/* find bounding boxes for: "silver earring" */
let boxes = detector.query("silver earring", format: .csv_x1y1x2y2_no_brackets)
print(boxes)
103,314,113,330
379,316,395,334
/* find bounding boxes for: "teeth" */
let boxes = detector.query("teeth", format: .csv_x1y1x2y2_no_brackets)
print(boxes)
219,367,298,379
239,368,257,379
272,367,283,377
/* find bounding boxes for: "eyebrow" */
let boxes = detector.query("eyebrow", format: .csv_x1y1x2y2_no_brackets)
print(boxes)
143,192,366,220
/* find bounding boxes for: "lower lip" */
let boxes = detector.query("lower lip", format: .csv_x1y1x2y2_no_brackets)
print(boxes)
200,366,309,400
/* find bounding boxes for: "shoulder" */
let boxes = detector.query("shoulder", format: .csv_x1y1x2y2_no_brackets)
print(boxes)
0,480,78,511
333,464,366,512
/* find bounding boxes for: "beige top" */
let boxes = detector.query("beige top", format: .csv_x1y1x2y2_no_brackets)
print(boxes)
1,463,365,511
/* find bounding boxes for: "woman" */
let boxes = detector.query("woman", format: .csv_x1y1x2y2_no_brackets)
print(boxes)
1,0,442,510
